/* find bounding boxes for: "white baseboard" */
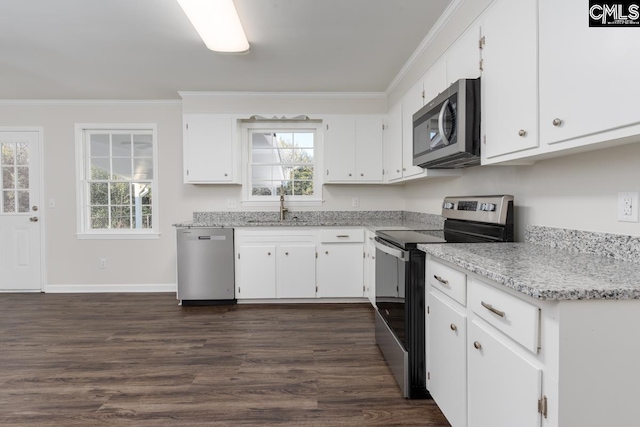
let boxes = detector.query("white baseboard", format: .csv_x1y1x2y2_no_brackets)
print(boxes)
237,298,369,304
44,283,177,293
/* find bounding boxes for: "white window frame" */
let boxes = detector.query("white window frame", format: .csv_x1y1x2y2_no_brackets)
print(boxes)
75,123,160,239
241,121,323,207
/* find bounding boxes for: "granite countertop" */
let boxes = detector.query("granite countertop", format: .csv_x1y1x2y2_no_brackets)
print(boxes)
173,210,445,232
419,242,640,301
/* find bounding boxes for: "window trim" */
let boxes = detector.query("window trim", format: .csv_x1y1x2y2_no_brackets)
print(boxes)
74,123,160,239
240,120,324,207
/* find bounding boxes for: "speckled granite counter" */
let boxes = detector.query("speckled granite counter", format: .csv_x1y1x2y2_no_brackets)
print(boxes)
419,242,640,301
173,210,444,232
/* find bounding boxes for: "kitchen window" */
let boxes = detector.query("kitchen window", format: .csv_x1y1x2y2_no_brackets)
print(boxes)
75,124,159,239
242,121,323,205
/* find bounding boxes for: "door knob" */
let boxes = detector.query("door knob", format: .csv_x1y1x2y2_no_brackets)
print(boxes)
29,216,39,222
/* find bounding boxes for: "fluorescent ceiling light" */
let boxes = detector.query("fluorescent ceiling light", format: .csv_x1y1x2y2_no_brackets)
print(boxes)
176,0,250,54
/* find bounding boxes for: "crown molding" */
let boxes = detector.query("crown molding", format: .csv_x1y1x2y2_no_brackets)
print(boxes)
178,91,386,99
0,99,182,106
385,0,467,96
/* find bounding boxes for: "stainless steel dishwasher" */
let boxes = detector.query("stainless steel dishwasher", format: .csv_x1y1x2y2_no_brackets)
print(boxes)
176,227,235,306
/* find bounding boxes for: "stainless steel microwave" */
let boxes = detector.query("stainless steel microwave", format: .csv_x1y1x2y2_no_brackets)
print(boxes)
412,78,481,169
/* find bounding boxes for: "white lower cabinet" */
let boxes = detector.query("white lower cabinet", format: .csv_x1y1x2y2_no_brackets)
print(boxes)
235,228,366,300
317,228,365,298
427,289,467,427
428,256,640,427
364,230,376,305
427,257,546,427
317,244,364,298
467,319,542,427
236,245,277,298
277,245,316,298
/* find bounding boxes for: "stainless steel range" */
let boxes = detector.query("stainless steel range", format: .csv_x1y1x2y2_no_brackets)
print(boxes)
373,195,514,398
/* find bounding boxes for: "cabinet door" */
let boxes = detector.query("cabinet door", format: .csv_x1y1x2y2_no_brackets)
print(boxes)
277,245,316,298
539,0,640,146
355,116,383,182
383,102,403,182
317,244,364,298
481,0,539,160
324,116,356,182
401,79,427,179
364,234,376,305
183,114,235,183
446,23,481,87
422,59,447,105
468,320,542,427
236,246,276,299
428,290,467,427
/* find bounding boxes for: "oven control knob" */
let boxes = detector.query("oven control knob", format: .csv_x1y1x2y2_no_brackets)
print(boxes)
442,202,454,210
487,203,496,211
479,203,487,211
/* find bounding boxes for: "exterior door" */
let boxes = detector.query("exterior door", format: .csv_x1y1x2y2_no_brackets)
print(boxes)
0,130,42,291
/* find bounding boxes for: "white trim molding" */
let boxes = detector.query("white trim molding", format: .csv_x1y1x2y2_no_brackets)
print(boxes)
44,283,177,293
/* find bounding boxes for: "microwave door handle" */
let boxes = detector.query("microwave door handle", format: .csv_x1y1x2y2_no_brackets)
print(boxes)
438,99,451,146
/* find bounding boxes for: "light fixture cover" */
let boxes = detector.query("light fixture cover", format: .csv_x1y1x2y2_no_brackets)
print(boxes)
176,0,250,53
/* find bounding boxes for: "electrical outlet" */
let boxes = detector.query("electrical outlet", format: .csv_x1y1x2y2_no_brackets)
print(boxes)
227,198,237,208
618,192,639,222
99,258,107,269
352,197,360,208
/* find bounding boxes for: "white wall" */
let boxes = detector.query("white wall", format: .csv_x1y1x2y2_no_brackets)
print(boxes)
404,142,640,240
0,101,404,290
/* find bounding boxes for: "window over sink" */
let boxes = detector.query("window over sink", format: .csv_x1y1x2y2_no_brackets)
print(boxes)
241,120,323,206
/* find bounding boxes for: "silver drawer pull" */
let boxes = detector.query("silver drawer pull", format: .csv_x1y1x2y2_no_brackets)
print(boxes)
481,301,505,318
473,341,482,350
433,275,449,286
450,323,457,332
336,235,350,238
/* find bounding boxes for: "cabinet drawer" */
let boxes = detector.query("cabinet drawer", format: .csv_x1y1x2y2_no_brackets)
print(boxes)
318,228,364,243
428,260,467,306
469,278,540,354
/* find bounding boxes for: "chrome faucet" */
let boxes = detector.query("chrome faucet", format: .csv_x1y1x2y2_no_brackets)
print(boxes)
279,185,288,221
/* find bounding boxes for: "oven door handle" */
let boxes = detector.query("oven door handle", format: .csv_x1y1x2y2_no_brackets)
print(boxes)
374,237,409,261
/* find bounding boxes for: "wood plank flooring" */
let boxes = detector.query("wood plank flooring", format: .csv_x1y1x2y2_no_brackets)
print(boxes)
0,293,450,426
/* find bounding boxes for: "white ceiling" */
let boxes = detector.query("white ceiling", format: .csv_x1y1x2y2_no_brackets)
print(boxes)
0,0,452,100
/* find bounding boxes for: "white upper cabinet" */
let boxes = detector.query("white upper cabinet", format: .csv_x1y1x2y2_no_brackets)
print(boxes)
445,23,482,87
182,114,239,183
481,0,539,161
539,0,640,147
324,115,383,183
324,116,356,182
355,116,384,181
401,78,430,178
383,101,403,182
422,59,448,110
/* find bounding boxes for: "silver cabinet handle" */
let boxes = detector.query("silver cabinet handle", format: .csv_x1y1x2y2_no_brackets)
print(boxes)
30,216,39,222
552,118,563,127
473,341,482,350
518,129,526,137
481,301,505,318
450,323,457,331
336,235,350,238
433,275,449,286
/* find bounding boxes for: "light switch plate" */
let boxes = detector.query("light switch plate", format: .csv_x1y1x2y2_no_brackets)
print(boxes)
618,192,639,222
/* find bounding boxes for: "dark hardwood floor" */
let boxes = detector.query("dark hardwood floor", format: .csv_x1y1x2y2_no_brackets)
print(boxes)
0,293,450,426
